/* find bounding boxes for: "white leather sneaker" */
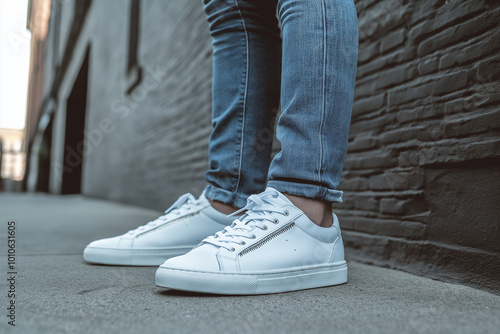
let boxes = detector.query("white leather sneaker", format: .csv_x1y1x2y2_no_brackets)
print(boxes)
155,188,347,294
83,192,236,266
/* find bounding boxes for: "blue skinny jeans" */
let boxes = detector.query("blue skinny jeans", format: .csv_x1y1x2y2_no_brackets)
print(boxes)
203,0,358,208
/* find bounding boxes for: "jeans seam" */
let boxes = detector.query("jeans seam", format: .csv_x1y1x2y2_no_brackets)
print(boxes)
318,0,327,198
234,0,249,195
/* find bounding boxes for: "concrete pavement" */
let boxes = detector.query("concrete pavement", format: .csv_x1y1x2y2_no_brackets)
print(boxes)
0,193,499,334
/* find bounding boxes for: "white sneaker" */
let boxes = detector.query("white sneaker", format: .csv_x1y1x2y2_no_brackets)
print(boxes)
155,188,347,294
83,192,235,266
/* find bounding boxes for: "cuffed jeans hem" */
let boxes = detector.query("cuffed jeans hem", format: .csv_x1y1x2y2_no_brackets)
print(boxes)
267,180,344,203
204,184,249,209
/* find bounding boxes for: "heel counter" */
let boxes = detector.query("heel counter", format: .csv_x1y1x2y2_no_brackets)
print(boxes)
330,213,345,263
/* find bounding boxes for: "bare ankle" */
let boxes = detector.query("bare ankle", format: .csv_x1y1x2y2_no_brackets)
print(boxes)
283,193,333,227
208,197,239,215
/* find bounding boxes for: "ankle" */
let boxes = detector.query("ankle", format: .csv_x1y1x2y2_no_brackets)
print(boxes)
207,197,239,215
283,193,333,227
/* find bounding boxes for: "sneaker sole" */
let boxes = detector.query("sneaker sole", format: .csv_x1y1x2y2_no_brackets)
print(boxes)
83,246,194,266
155,262,347,294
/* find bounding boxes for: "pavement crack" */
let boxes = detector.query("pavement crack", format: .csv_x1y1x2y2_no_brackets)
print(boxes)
77,286,117,295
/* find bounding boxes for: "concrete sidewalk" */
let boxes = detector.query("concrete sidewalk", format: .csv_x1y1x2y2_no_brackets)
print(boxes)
0,193,499,334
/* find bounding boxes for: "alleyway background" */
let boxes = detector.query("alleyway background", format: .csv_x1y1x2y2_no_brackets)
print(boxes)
0,2,498,330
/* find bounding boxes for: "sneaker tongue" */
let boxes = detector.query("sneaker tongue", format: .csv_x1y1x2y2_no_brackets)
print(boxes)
264,187,294,206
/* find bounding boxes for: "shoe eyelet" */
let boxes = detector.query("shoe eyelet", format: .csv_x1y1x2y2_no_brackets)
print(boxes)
284,210,289,216
252,235,257,239
241,241,246,245
230,248,235,252
273,219,279,224
263,225,268,230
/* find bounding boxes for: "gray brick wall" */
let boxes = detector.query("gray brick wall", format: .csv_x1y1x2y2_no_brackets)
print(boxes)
338,0,500,291
37,0,499,291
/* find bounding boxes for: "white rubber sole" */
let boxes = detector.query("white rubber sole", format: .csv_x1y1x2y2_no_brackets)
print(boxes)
83,246,194,266
155,262,347,295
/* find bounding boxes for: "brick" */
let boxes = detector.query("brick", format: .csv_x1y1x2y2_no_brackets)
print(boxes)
439,32,500,70
399,151,425,168
379,126,429,145
379,3,412,33
358,2,411,43
350,113,398,134
476,57,500,83
418,139,500,166
355,64,417,98
444,98,472,116
443,110,500,138
355,197,379,212
432,70,470,96
347,135,379,152
339,197,356,210
355,0,378,13
358,41,380,64
347,217,426,239
352,93,386,117
357,47,416,78
409,0,487,44
418,57,439,75
402,196,429,216
353,216,378,234
409,20,433,45
409,0,440,25
375,64,418,90
336,214,355,230
380,198,404,214
397,104,444,124
418,9,499,57
380,28,406,53
397,109,418,124
353,79,377,99
338,177,369,191
376,219,410,238
436,0,489,29
400,221,426,240
444,88,500,116
369,169,424,191
344,153,398,170
388,82,434,106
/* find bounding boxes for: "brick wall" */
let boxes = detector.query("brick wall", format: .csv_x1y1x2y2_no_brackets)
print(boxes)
338,0,500,291
36,0,499,291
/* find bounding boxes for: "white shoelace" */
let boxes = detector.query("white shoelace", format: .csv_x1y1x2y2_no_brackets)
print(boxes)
203,189,289,251
127,193,201,235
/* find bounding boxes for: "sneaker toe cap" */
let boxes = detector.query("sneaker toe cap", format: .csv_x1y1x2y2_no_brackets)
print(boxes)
160,244,220,272
85,235,130,249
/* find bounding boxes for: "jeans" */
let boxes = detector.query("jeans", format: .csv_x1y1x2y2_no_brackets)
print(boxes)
203,0,358,208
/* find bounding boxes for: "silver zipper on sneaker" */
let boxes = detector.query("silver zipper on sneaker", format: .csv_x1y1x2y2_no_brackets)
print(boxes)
239,222,295,256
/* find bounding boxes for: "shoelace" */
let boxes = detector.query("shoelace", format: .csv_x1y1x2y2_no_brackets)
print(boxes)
203,189,289,251
127,193,201,235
